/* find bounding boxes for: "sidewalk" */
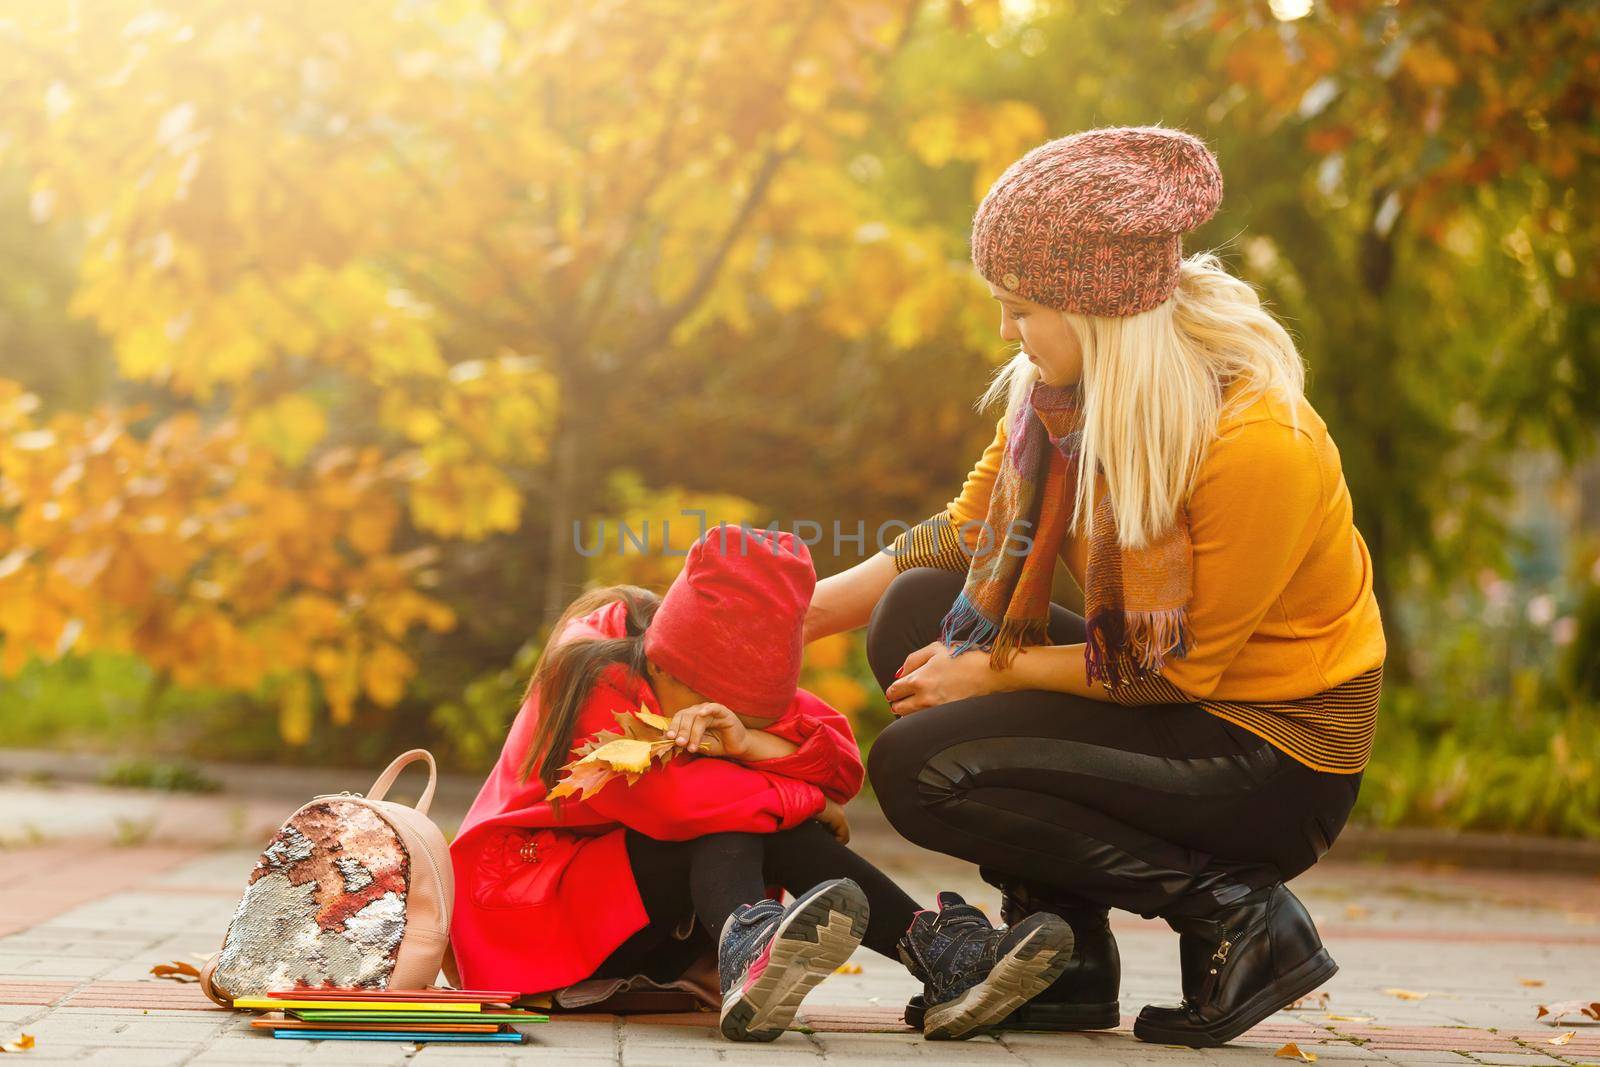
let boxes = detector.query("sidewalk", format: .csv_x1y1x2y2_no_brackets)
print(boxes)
1,769,1598,1065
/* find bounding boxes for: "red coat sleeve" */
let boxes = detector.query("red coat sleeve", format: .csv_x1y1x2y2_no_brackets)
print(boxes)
571,676,826,841
745,691,865,804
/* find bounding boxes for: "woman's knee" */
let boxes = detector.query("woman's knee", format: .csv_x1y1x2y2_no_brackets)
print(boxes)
865,567,965,688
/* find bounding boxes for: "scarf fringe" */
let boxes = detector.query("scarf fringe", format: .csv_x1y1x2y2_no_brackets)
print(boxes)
939,592,1053,671
939,591,998,658
987,616,1052,671
1086,607,1192,686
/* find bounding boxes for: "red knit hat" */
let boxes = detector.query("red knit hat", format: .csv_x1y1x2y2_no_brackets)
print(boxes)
643,524,816,718
971,125,1224,317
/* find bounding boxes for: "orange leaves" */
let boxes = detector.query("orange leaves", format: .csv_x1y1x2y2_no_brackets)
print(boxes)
0,1031,34,1053
0,380,454,740
1536,1000,1600,1025
149,960,202,983
547,707,679,802
907,100,1048,200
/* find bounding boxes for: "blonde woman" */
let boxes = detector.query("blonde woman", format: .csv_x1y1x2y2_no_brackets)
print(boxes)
804,127,1385,1048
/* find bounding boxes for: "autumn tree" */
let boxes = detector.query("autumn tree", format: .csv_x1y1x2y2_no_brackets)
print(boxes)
0,0,996,738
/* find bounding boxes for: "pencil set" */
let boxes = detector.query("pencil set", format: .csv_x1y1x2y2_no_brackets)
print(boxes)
234,987,548,1044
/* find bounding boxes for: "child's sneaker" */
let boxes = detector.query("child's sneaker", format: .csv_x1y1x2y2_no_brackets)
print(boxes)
897,891,1074,1040
718,878,870,1042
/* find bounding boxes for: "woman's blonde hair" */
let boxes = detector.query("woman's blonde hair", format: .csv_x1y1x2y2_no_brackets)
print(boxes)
979,250,1306,549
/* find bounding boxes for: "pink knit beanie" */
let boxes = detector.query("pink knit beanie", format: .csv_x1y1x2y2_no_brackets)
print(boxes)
971,125,1224,317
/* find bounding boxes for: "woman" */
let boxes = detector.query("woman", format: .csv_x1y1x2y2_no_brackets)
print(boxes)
804,126,1385,1048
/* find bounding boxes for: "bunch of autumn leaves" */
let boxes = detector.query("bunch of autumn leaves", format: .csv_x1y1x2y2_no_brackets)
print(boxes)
547,706,681,801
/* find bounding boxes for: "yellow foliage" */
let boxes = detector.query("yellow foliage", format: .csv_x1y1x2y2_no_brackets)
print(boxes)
809,673,869,717
804,633,853,671
279,674,315,747
0,382,454,742
0,0,974,741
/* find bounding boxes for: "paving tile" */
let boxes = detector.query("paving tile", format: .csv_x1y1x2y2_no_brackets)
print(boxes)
83,1048,194,1065
8,781,1600,1066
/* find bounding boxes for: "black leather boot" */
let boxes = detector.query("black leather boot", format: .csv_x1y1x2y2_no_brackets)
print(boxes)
993,877,1121,1031
902,871,1120,1032
1134,883,1337,1048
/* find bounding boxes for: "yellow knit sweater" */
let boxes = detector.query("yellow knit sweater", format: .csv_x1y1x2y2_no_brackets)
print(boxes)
890,388,1387,774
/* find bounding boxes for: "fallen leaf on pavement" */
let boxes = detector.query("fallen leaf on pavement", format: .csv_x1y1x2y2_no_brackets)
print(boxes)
1536,1000,1600,1024
1288,991,1330,1011
1275,1042,1317,1062
1548,1032,1575,1046
1326,1014,1375,1022
1520,978,1546,987
1383,988,1429,1001
834,963,862,975
0,1032,34,1053
150,961,201,983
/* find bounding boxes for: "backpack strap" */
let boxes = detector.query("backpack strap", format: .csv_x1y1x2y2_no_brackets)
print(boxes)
197,951,231,1009
367,749,438,816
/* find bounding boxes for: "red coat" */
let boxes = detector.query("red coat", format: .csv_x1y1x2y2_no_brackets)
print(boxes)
448,600,865,994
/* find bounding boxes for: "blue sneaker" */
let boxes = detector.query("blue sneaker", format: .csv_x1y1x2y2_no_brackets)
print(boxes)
718,878,870,1042
897,891,1074,1040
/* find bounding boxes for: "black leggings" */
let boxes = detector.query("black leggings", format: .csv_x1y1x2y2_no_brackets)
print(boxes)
865,568,1362,920
592,822,922,982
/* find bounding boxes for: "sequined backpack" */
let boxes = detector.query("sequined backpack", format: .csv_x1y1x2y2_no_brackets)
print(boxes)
199,750,455,1007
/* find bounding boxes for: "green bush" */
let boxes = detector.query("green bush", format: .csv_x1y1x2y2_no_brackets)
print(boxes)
1357,685,1600,838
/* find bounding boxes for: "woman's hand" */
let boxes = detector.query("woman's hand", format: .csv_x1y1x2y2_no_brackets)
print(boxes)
883,641,1008,716
814,798,851,844
664,702,749,757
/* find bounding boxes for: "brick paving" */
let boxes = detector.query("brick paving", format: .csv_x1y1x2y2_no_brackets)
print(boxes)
1,775,1598,1064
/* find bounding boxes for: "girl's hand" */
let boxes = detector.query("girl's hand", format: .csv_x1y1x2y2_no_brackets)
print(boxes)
814,798,850,844
665,702,749,757
883,641,1006,716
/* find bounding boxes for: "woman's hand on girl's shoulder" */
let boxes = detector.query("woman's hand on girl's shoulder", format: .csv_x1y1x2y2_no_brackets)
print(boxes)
664,702,749,757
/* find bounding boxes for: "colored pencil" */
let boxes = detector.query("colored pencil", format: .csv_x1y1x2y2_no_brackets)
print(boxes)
271,1030,526,1043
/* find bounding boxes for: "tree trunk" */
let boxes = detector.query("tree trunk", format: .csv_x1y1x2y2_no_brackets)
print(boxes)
541,417,582,627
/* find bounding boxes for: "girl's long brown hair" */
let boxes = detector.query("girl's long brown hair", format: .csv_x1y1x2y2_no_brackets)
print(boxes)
519,585,662,789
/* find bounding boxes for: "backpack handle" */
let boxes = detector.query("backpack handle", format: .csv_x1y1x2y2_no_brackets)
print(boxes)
367,749,438,816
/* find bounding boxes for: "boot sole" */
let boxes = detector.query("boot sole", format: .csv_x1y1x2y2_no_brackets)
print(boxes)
1132,949,1338,1048
719,880,870,1042
907,996,1120,1033
1001,999,1121,1031
924,914,1074,1041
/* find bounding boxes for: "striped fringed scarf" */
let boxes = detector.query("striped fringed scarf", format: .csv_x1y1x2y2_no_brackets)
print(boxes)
939,379,1195,685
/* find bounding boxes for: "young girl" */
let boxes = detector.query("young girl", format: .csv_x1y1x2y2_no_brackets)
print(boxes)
449,524,1074,1042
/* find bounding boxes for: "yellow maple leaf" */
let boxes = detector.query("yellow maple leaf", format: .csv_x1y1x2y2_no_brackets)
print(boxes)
636,708,672,731
1383,988,1430,1001
548,707,681,800
578,738,655,774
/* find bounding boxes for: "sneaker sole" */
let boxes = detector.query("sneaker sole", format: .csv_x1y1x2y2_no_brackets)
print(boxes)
719,879,870,1043
923,913,1074,1041
1132,949,1338,1048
